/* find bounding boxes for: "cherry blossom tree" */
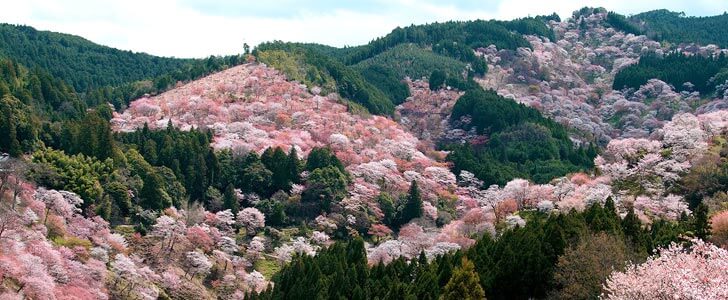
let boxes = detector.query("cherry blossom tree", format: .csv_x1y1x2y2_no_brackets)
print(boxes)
184,251,212,279
603,239,728,299
237,208,265,235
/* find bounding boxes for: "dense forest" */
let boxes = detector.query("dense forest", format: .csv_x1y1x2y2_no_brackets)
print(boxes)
630,9,728,47
254,42,395,115
446,88,596,186
254,17,556,116
252,199,704,300
613,51,728,94
0,23,246,110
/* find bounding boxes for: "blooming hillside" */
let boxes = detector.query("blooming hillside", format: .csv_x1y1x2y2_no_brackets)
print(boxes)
113,62,461,205
480,9,728,144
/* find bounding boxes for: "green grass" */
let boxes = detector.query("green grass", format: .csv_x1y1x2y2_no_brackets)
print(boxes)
255,259,283,280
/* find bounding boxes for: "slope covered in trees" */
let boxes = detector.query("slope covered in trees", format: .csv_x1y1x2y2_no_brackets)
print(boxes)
0,23,193,91
613,52,728,94
343,18,552,65
254,42,394,115
254,200,704,299
630,9,728,47
0,23,246,111
446,88,596,186
3,6,728,299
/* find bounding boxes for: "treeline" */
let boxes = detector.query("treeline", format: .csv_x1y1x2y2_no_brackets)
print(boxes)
630,9,728,48
254,17,556,115
613,51,728,94
0,23,245,110
0,23,191,92
352,44,466,83
343,18,552,65
605,12,642,35
446,88,596,186
252,199,707,300
83,55,245,110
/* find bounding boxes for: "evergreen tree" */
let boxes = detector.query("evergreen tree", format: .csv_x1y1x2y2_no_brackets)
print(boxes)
0,108,21,156
442,258,485,300
222,183,239,214
377,192,396,226
287,146,301,184
262,147,292,194
397,180,423,227
428,70,446,91
692,202,711,240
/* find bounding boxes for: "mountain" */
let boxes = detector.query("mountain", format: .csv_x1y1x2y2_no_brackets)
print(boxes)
0,23,192,91
0,23,246,110
630,9,728,47
1,6,728,300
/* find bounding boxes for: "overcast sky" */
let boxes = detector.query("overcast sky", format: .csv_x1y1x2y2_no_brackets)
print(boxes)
1,0,726,58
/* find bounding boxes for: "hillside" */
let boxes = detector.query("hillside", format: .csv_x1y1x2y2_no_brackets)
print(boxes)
630,9,728,47
0,24,193,91
2,5,728,300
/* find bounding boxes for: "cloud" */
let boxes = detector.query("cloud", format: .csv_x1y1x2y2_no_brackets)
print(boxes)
0,0,725,58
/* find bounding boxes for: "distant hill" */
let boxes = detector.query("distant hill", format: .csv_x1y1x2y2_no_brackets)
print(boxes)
629,10,728,47
0,23,195,91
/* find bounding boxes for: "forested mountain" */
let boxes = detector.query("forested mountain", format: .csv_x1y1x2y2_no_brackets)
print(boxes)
630,9,728,47
0,23,246,110
1,6,728,300
0,23,192,91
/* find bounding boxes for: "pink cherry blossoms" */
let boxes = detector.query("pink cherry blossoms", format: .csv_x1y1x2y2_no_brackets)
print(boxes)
603,239,728,299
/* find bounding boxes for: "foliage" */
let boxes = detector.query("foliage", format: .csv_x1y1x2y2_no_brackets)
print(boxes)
613,52,728,95
630,9,728,48
441,258,484,300
550,233,629,299
343,18,550,65
255,202,691,300
605,12,642,35
255,42,395,115
353,43,466,85
447,88,596,186
0,23,243,107
604,239,728,299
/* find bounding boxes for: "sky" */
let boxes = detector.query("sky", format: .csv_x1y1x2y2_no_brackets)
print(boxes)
0,0,726,58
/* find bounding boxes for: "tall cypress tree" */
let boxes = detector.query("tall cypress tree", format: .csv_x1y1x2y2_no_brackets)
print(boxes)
0,108,21,157
398,180,423,227
287,146,301,184
692,202,711,240
222,183,239,214
441,258,485,300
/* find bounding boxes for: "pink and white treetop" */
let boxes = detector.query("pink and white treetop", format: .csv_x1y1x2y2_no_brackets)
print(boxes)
603,239,728,299
236,207,265,232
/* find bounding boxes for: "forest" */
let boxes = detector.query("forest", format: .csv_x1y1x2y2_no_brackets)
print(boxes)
446,88,596,186
252,199,706,300
630,9,728,48
613,51,728,94
1,6,728,300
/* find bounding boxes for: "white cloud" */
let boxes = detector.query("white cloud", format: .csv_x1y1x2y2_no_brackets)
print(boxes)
0,0,724,58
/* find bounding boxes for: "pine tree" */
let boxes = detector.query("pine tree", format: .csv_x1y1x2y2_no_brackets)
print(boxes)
287,146,301,184
398,180,423,227
222,183,239,214
621,207,649,255
692,202,711,240
0,109,21,157
441,258,485,300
